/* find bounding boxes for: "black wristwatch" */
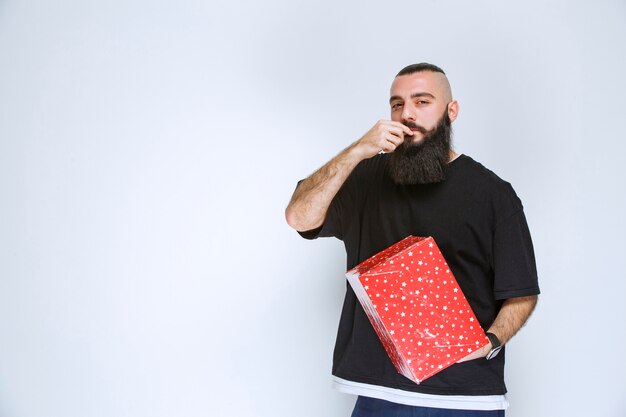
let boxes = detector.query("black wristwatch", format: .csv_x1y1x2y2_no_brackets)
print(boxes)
485,332,503,360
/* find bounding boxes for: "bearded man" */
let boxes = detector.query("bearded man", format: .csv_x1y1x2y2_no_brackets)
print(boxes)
285,63,540,417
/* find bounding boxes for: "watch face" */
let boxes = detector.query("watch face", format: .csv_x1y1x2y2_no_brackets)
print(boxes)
485,332,502,360
486,346,502,360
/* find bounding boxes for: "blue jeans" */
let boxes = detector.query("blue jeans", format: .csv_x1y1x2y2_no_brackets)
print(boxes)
351,396,505,417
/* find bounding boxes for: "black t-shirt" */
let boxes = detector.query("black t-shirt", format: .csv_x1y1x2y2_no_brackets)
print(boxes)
298,154,540,396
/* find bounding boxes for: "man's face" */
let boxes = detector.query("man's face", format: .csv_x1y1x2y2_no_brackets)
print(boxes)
389,71,455,142
386,70,458,185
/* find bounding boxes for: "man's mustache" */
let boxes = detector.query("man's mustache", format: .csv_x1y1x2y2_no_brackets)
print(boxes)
402,121,430,135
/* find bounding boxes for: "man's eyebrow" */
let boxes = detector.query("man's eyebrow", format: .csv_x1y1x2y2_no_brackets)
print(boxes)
411,92,435,99
389,92,436,104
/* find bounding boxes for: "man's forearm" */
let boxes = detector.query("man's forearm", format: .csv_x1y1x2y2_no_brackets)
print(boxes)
285,143,363,232
488,295,538,345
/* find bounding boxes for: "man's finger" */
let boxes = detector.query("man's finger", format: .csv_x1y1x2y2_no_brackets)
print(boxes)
387,120,413,137
400,124,414,136
385,132,404,147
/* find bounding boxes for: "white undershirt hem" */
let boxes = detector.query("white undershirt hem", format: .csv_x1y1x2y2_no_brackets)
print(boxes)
332,376,509,411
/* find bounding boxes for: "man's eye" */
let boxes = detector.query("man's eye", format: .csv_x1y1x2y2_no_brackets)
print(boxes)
417,100,429,105
391,103,403,110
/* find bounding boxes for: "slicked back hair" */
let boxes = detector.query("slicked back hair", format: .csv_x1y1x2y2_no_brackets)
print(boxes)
396,63,446,77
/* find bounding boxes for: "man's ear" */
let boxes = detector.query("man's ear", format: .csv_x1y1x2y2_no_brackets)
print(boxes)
447,100,459,123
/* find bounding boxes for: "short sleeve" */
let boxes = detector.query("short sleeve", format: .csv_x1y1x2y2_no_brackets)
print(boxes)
295,173,357,241
297,198,341,240
492,186,540,300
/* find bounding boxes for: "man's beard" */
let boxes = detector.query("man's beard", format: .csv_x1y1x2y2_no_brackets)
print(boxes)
387,110,452,185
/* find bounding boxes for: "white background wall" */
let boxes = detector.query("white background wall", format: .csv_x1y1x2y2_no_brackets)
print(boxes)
1,1,625,416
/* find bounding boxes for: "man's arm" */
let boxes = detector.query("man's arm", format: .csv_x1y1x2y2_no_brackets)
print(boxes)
458,295,538,362
488,295,538,345
285,120,412,232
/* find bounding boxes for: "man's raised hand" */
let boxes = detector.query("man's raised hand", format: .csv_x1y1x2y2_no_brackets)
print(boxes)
353,120,413,160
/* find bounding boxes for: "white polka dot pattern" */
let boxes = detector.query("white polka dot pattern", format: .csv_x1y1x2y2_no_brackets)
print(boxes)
345,236,489,384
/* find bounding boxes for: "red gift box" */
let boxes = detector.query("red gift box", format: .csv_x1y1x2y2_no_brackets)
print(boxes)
346,236,489,384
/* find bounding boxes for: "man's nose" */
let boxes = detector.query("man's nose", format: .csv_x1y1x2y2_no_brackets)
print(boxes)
401,103,416,122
